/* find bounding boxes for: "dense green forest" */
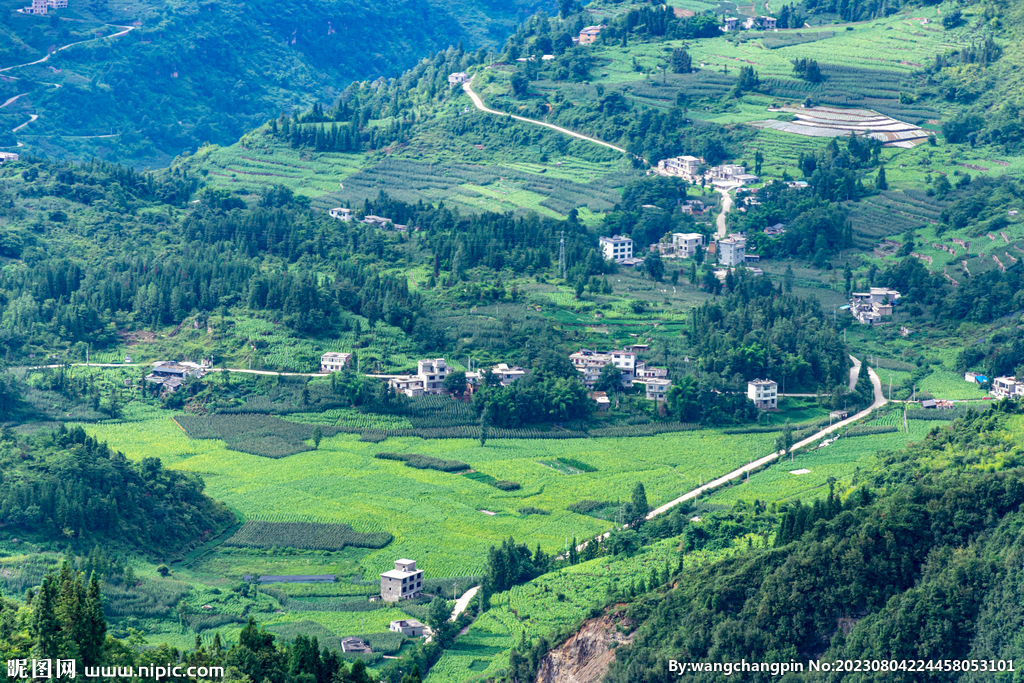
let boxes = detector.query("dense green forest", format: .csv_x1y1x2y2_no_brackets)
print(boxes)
0,0,548,163
0,425,234,553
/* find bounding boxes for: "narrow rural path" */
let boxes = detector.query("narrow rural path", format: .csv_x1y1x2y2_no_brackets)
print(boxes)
27,362,327,377
1,93,27,108
451,586,479,623
646,358,885,519
848,355,862,391
0,25,135,73
463,78,642,161
12,114,37,133
715,188,733,239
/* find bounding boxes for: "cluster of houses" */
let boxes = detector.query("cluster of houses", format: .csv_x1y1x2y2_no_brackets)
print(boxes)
655,155,760,187
722,15,777,31
145,360,210,393
601,230,762,277
969,372,1024,399
569,347,672,402
337,559,432,656
324,353,528,398
22,0,66,15
848,287,901,325
328,207,409,232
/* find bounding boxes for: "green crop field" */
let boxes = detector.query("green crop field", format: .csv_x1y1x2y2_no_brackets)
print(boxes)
425,536,742,683
82,416,779,579
919,370,990,400
708,421,932,506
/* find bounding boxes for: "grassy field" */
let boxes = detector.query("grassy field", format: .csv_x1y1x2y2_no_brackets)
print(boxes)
708,419,932,506
82,416,779,579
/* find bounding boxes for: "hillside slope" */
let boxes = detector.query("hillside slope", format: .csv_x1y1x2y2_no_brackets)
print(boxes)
0,0,548,164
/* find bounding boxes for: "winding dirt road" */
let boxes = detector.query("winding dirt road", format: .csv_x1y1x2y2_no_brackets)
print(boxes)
0,24,134,74
463,78,640,160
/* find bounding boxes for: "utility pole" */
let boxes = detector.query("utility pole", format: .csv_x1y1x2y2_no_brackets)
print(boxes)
559,230,566,279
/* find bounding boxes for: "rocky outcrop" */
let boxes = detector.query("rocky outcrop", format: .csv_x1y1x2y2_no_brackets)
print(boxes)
535,611,634,683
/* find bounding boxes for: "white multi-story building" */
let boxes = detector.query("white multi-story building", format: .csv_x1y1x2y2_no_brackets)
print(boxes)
718,235,746,267
599,235,633,262
657,155,702,178
386,358,450,397
569,348,636,387
448,72,470,86
380,559,424,602
320,352,351,373
672,233,705,258
747,379,778,410
328,207,353,221
635,362,668,379
992,376,1020,398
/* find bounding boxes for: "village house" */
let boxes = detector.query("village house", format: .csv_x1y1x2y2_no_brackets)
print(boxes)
145,361,207,393
491,363,528,386
830,409,849,420
577,25,605,44
964,371,989,384
340,638,372,654
364,215,407,231
672,232,705,258
386,359,451,397
992,376,1021,399
590,391,611,411
763,223,785,236
380,559,424,602
320,352,351,373
718,234,746,267
0,152,20,163
328,207,353,221
599,235,633,262
390,620,426,637
635,361,668,379
785,180,809,190
722,16,738,31
656,155,703,179
644,378,672,401
850,288,901,325
753,15,777,29
570,348,636,387
679,199,706,215
747,379,778,410
709,164,759,187
448,72,470,86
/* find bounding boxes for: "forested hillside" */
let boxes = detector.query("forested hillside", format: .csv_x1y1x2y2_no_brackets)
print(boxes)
602,404,1024,682
0,424,234,554
0,0,548,164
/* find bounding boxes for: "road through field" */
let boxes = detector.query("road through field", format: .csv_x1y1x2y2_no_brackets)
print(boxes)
646,356,886,519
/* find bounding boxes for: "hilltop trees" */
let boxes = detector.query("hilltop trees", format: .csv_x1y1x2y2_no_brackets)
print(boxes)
0,426,234,552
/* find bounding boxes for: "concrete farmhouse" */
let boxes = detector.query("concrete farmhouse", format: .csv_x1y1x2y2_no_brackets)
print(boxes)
380,559,424,602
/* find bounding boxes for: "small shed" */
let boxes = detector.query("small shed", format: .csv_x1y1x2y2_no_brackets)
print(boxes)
921,399,937,409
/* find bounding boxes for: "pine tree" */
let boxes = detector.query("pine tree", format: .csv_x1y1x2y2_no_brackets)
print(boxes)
80,573,106,667
31,575,62,660
876,164,888,191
